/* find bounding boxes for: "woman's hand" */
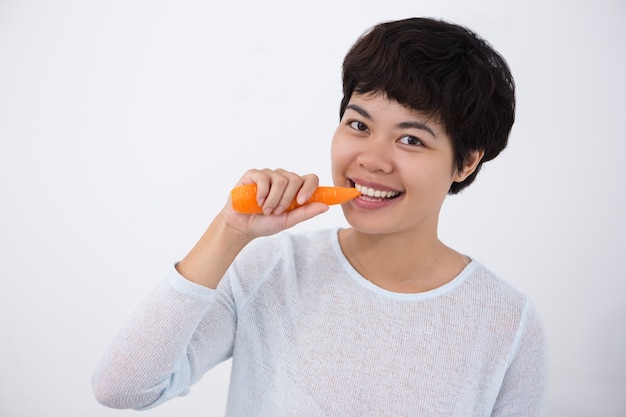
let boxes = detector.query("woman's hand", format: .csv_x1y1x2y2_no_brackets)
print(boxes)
176,169,329,288
219,168,330,240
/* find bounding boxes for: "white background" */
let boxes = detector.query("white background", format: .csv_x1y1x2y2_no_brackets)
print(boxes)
1,0,624,416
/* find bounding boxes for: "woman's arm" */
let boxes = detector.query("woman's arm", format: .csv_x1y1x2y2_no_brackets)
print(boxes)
92,169,328,409
91,266,236,409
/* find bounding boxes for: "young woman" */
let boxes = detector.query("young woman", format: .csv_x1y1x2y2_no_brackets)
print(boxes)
93,17,548,416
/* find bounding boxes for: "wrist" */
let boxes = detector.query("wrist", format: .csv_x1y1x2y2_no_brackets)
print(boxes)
176,213,253,289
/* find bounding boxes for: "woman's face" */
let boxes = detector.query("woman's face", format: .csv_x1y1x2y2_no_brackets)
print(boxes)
331,92,479,238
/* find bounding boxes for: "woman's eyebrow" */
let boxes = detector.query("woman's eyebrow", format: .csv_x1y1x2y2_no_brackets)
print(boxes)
345,104,372,120
346,104,436,139
396,121,436,139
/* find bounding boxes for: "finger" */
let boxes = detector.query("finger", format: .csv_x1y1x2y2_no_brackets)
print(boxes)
263,171,303,215
274,174,305,214
236,169,273,208
295,173,320,205
283,202,329,228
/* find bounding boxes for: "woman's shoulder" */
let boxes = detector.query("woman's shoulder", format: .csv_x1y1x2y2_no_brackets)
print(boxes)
241,228,337,259
227,228,338,290
461,261,531,312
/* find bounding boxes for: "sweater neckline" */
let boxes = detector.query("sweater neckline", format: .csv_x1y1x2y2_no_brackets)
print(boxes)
329,228,476,301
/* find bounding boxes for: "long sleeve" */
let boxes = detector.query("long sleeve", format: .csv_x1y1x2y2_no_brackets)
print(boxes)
490,299,549,416
93,229,550,416
92,266,236,410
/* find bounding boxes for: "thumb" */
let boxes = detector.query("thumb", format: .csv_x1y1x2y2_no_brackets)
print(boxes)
283,203,329,229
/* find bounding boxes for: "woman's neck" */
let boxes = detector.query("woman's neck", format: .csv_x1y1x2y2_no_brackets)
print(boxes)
338,228,468,293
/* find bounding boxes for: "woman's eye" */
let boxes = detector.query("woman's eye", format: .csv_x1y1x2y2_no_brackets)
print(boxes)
349,121,368,132
398,135,422,146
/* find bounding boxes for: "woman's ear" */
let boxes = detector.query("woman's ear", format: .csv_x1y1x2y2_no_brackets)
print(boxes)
453,149,485,182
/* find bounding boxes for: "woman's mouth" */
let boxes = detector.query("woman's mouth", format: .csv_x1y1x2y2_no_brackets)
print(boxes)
353,182,402,201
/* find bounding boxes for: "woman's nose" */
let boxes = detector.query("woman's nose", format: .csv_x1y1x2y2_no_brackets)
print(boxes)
356,137,393,173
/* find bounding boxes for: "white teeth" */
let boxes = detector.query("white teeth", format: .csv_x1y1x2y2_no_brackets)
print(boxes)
355,183,400,199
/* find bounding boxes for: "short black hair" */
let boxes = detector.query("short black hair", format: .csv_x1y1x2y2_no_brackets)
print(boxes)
340,17,515,194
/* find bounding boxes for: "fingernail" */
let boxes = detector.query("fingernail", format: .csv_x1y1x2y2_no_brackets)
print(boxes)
297,194,308,205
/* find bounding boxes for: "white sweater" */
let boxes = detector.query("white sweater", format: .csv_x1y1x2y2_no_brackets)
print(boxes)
93,228,548,416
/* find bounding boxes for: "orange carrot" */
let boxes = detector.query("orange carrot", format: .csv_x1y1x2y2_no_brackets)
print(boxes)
231,183,360,214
